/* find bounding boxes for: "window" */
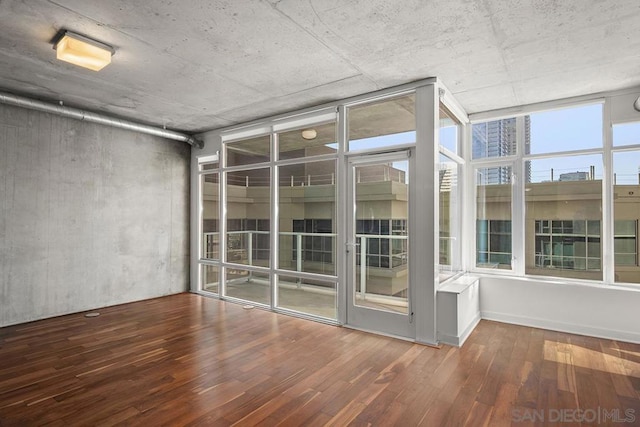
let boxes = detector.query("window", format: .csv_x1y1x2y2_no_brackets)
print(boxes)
201,264,219,294
275,126,338,319
201,173,219,260
278,121,336,160
613,121,640,147
529,104,602,154
476,167,512,269
225,269,270,305
224,152,271,305
439,106,458,154
472,118,522,159
225,164,271,268
612,145,640,283
439,154,462,279
348,93,415,151
471,101,640,285
525,154,603,280
278,160,336,277
199,155,219,171
226,135,270,166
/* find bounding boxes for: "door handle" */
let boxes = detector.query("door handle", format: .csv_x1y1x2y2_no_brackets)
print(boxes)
345,242,360,253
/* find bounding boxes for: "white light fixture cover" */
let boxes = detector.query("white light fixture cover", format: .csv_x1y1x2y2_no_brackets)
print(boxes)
54,31,114,71
301,129,317,140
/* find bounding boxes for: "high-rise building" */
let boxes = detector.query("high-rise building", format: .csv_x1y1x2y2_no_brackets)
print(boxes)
472,117,531,183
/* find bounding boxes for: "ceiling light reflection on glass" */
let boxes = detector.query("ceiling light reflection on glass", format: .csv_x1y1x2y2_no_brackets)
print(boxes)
301,129,317,140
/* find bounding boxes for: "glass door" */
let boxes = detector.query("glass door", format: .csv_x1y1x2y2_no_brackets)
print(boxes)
346,150,414,338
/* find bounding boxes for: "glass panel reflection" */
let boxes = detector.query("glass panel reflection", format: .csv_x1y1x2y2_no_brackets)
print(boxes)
353,159,409,314
225,268,270,305
525,154,603,280
439,105,459,155
278,160,336,276
201,173,219,260
476,166,512,269
226,135,271,167
439,154,461,280
348,94,415,151
201,264,219,293
278,122,337,160
613,150,640,283
276,275,336,319
225,167,271,267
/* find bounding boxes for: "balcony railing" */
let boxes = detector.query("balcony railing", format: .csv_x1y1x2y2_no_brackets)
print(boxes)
203,231,463,308
225,166,406,188
202,231,408,296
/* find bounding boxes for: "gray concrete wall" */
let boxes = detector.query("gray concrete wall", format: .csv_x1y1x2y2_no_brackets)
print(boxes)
0,104,190,327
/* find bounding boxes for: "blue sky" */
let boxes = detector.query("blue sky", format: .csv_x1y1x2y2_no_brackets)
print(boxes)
331,105,640,184
530,105,640,184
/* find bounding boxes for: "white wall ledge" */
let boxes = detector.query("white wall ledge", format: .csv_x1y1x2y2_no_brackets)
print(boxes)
478,275,640,344
471,270,640,291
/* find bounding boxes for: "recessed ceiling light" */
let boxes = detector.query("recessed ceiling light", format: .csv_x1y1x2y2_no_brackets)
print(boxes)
301,129,317,140
54,30,114,71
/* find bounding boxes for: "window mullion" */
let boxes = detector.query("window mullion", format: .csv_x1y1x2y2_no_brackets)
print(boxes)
271,131,278,309
513,116,526,275
602,99,615,284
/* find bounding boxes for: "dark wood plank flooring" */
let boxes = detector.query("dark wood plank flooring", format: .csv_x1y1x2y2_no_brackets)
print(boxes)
1,293,639,426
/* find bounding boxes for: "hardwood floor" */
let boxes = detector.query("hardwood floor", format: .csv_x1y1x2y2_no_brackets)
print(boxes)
1,293,639,426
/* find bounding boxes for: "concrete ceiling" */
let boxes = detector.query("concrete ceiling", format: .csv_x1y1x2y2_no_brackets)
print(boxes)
0,0,639,134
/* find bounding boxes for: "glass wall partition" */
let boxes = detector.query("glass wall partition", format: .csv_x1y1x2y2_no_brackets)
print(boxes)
223,134,272,305
211,120,340,319
225,167,271,268
276,121,338,319
278,160,337,276
201,172,220,262
199,155,220,293
225,268,270,304
194,81,467,338
201,264,219,294
347,93,415,151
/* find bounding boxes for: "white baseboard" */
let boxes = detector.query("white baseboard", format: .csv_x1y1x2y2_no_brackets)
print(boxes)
437,313,482,347
459,313,482,346
481,311,640,344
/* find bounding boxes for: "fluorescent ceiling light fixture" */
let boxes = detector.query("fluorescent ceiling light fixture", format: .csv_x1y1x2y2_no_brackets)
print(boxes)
54,31,114,71
301,129,317,140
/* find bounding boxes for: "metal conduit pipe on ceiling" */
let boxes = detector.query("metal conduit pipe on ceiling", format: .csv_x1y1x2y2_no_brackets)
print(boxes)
0,91,203,148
